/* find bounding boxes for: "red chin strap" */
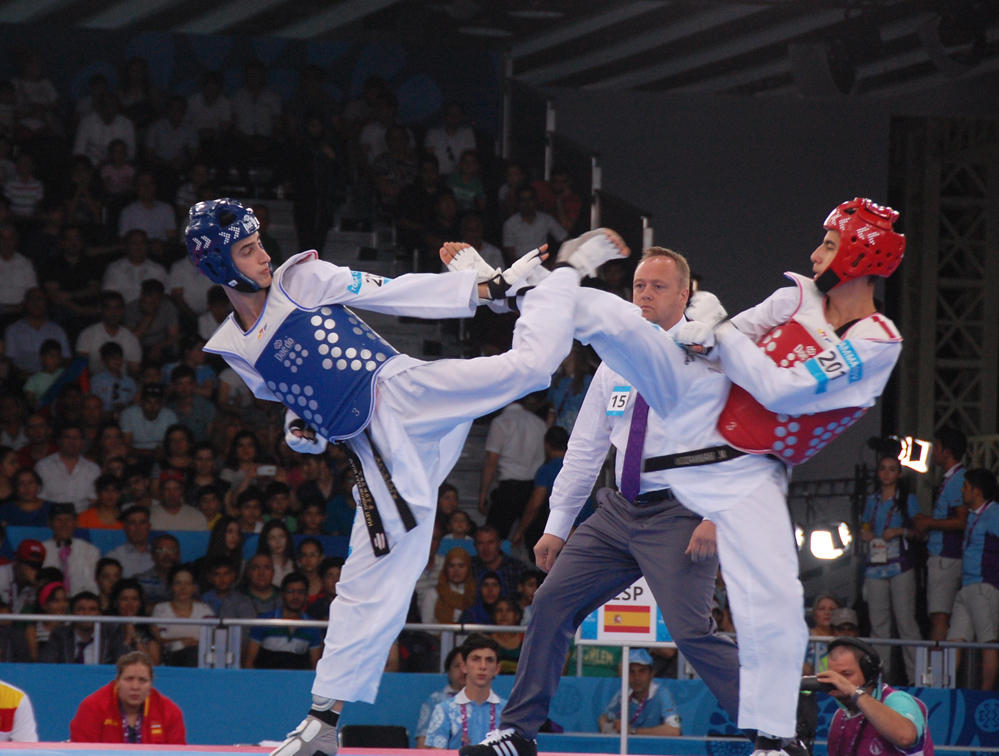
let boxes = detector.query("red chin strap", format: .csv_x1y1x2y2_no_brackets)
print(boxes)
817,198,905,293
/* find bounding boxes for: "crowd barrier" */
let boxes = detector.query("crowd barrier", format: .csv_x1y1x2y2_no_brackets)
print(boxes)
3,663,998,754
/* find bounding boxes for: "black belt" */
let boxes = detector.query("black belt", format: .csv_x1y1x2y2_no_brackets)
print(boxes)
338,430,417,557
643,444,746,472
633,488,676,505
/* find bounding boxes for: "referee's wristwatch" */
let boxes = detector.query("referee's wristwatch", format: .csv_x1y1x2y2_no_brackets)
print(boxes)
851,688,868,705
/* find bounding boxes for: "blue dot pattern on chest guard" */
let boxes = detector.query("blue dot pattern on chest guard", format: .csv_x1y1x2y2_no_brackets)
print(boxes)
254,304,398,441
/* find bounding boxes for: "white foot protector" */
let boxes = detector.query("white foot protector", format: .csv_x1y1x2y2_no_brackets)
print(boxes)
269,714,338,756
555,228,628,279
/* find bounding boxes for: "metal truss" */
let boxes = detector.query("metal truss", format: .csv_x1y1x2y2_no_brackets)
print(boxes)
892,117,999,448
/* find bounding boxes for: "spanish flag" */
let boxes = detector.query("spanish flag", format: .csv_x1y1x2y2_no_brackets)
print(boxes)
603,604,651,633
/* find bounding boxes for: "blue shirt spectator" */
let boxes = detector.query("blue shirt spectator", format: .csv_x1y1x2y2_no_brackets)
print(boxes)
599,649,681,735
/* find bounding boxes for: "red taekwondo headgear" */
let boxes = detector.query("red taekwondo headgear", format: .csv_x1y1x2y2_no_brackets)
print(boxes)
816,197,905,293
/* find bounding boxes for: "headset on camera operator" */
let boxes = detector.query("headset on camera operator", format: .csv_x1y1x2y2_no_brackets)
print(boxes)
814,637,933,756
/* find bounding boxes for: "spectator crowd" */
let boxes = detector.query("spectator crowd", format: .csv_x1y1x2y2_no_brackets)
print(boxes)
0,46,994,743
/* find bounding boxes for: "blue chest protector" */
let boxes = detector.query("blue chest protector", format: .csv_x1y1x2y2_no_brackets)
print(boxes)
204,255,399,442
255,304,398,440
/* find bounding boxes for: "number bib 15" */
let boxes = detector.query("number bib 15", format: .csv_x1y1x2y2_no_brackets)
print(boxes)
607,386,631,416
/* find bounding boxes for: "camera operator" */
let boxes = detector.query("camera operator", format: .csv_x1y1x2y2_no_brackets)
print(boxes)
816,638,933,756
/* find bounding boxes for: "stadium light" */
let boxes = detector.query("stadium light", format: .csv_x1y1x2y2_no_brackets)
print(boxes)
892,435,932,473
809,522,852,560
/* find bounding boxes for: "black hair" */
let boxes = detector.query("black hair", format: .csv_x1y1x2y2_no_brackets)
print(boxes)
70,590,100,611
280,571,308,592
935,428,967,460
544,425,569,451
460,632,500,658
965,468,998,502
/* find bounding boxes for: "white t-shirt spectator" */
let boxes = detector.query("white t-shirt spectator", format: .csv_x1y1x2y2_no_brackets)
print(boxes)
186,93,232,132
72,112,136,165
232,87,282,137
105,542,154,578
76,322,143,372
502,212,567,258
485,402,546,481
101,258,168,304
198,311,225,341
3,319,69,373
36,452,101,512
118,200,177,242
168,258,214,315
149,503,208,531
423,126,476,175
0,252,37,307
359,122,413,162
145,117,198,163
119,404,178,450
152,599,214,651
3,177,44,217
218,366,253,408
13,77,58,132
41,537,100,595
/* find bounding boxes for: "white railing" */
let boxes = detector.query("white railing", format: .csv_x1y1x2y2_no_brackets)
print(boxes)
12,613,999,689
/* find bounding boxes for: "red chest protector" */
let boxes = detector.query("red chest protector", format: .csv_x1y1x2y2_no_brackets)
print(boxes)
717,274,868,466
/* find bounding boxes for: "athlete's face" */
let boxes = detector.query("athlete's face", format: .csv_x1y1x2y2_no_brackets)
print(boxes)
811,230,840,278
232,232,272,288
631,256,689,329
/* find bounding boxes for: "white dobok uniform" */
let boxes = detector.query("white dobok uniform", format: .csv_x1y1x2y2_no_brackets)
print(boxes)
570,273,901,737
205,251,579,703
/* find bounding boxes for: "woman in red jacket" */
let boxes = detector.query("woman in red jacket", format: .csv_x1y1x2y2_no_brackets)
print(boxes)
70,650,186,744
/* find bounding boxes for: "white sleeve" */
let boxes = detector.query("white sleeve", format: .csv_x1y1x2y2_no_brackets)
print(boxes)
715,321,901,414
281,258,479,318
729,286,801,342
11,695,38,742
546,367,614,540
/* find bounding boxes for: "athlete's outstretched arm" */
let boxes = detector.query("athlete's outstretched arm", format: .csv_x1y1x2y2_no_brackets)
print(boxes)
714,321,901,414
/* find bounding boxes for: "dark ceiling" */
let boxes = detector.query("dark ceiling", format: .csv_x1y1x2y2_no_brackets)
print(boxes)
2,0,998,98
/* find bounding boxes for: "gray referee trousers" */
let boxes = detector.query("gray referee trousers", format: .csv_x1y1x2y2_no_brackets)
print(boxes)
500,489,740,737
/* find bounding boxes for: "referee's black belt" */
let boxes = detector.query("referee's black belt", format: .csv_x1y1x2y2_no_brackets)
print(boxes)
633,488,676,505
643,444,746,472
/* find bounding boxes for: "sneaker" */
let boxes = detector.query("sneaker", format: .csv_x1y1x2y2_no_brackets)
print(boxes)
750,735,790,756
459,728,538,756
554,228,629,279
269,711,339,756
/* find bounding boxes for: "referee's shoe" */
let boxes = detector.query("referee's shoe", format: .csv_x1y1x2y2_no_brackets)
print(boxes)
460,728,537,756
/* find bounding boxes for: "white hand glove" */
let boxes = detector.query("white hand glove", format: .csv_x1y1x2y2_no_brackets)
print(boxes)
445,245,501,284
501,246,548,290
685,291,727,325
674,320,717,358
284,409,328,455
